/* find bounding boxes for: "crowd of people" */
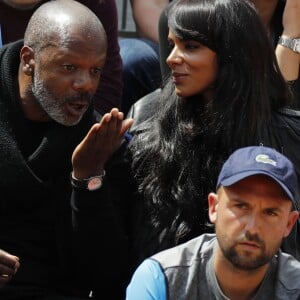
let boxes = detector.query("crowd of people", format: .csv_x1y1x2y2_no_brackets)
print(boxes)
119,0,169,115
0,0,299,299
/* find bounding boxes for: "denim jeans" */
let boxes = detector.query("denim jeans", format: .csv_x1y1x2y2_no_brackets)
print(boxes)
119,38,162,115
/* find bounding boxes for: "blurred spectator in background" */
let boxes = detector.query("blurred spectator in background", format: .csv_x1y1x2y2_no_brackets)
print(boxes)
0,0,123,115
119,0,170,114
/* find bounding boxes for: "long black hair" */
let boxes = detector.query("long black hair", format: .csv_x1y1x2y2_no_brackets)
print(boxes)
130,0,290,251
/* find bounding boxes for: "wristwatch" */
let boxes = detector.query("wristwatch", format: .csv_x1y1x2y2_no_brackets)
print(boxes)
70,170,106,191
278,36,300,53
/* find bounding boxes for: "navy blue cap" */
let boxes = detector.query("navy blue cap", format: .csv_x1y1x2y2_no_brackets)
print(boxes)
216,146,299,205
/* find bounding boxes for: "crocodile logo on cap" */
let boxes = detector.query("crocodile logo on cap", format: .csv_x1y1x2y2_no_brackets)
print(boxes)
255,154,277,166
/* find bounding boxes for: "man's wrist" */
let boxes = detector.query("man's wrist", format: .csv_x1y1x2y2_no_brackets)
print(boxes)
70,170,106,191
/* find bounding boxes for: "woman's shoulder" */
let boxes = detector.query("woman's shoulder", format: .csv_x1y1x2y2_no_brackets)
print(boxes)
270,108,300,139
274,108,300,123
278,107,300,116
126,88,161,135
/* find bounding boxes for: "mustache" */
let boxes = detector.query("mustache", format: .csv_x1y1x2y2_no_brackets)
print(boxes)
237,231,264,246
67,92,93,103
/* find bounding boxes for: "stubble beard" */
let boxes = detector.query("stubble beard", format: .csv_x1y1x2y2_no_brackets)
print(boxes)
31,73,88,127
217,229,278,271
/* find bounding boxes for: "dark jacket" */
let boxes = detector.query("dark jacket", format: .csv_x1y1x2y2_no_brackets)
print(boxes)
73,87,300,295
0,40,127,299
126,90,300,263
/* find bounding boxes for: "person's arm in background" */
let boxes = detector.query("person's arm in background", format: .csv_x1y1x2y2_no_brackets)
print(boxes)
71,109,134,297
131,0,169,42
275,0,300,81
87,0,123,115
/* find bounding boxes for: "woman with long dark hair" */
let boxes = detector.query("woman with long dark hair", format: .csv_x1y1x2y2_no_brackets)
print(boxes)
159,0,300,107
127,0,298,266
72,0,300,291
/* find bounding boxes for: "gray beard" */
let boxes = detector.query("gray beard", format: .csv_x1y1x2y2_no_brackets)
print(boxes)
31,74,85,126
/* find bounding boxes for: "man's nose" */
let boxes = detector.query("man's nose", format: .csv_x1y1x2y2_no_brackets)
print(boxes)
244,213,261,234
73,71,95,92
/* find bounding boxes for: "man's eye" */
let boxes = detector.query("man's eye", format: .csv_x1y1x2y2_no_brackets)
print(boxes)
265,209,278,217
235,203,247,209
92,68,102,76
62,65,75,71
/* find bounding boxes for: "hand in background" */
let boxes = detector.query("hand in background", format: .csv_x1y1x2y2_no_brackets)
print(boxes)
282,0,300,37
0,249,20,287
72,108,134,179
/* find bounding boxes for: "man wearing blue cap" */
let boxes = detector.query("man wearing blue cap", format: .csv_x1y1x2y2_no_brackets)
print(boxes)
126,146,300,300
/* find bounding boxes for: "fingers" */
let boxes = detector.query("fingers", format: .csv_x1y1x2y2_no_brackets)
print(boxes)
74,110,117,149
120,118,134,136
96,108,133,139
104,109,123,138
72,108,133,177
0,250,20,287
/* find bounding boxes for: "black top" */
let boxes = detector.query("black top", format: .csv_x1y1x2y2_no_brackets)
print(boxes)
0,40,127,299
124,93,300,267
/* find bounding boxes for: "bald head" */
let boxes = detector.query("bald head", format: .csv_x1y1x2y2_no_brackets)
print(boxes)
24,0,107,51
18,0,107,125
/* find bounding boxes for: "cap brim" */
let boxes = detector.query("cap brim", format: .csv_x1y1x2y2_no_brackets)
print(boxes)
220,170,295,203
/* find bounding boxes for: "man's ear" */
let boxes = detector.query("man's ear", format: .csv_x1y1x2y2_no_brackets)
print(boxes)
20,45,35,76
208,192,218,224
283,210,299,238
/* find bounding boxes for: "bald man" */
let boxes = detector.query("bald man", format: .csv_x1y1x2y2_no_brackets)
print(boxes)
0,0,123,115
0,0,132,299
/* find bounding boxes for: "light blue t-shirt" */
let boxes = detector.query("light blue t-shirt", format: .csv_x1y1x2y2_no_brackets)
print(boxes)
126,234,300,300
126,259,166,300
0,25,2,48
